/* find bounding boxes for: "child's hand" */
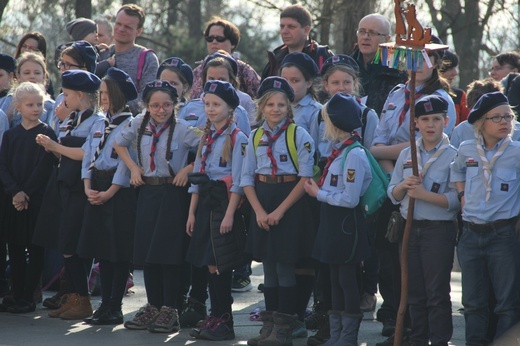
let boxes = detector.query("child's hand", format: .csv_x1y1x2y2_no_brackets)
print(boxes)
130,166,145,186
267,208,285,227
36,134,57,152
55,101,71,122
172,165,192,187
407,183,427,200
220,214,234,234
255,209,270,231
13,191,29,211
401,175,421,190
304,179,319,198
186,214,196,236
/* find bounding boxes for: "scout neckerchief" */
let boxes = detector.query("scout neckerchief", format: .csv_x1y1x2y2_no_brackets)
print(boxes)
199,122,229,174
149,120,170,172
317,134,360,187
88,107,132,171
263,118,292,177
416,133,450,176
63,109,94,138
476,136,511,202
399,85,424,127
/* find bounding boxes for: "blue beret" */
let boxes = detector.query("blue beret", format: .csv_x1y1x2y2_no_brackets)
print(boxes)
415,95,449,117
258,76,295,102
204,52,238,76
62,70,101,93
204,80,240,110
320,54,359,76
72,40,98,73
326,93,363,133
142,80,179,103
105,67,138,101
281,52,318,78
468,91,510,124
157,57,194,87
0,54,16,73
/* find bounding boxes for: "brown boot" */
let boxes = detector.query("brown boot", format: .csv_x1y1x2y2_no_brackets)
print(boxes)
258,312,296,346
48,293,76,318
248,311,274,346
60,295,93,320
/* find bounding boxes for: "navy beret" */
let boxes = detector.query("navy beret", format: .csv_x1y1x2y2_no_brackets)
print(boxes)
258,76,295,102
320,54,359,76
157,57,194,87
142,80,179,103
61,70,101,93
468,91,510,124
415,95,449,117
326,93,363,133
281,52,318,78
72,40,98,73
66,18,97,41
204,52,238,76
204,80,240,110
105,67,138,101
0,54,16,73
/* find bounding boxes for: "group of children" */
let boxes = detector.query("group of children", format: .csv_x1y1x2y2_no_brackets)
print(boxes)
0,30,519,346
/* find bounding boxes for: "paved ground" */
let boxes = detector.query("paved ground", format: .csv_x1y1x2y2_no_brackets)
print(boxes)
0,262,467,346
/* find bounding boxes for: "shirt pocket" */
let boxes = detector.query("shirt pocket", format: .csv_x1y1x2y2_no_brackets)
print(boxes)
426,170,449,194
465,167,479,192
492,168,516,195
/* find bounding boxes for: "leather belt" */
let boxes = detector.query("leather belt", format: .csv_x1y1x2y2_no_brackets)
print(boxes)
463,217,517,232
92,168,116,179
142,176,174,185
256,174,298,184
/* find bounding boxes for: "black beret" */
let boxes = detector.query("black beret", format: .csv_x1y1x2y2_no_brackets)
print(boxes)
415,95,449,117
142,80,179,103
72,40,98,73
0,54,16,73
203,52,238,76
61,70,101,93
320,54,359,76
105,67,138,101
258,76,295,102
281,52,318,78
66,18,97,41
157,57,194,87
468,91,509,124
326,93,363,132
203,80,240,110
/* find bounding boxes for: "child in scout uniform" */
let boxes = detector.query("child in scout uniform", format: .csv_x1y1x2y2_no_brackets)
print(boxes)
241,76,315,346
389,95,459,345
450,91,520,344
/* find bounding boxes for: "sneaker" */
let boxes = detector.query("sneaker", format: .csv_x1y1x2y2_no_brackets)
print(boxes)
189,315,216,338
198,313,235,341
232,275,253,292
7,299,36,313
180,297,207,327
305,304,328,330
292,319,308,338
306,315,330,346
124,303,160,330
360,292,377,312
91,308,124,325
84,304,110,324
148,306,180,333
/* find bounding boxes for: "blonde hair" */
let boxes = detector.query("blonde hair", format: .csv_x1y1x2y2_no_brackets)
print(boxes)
255,90,294,125
321,64,362,97
473,104,515,139
16,51,48,87
321,104,352,141
196,112,234,163
12,82,47,119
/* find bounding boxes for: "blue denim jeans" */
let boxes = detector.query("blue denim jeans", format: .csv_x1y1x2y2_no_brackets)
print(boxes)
406,221,456,346
457,221,520,345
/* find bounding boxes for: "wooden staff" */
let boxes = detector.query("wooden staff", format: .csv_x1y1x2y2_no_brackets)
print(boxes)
394,67,419,345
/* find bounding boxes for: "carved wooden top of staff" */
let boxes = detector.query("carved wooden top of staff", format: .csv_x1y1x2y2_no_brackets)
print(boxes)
375,1,448,345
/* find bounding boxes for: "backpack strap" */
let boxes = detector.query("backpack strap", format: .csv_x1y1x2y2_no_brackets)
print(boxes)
230,127,241,147
361,106,371,143
252,124,299,172
341,141,362,169
136,49,154,90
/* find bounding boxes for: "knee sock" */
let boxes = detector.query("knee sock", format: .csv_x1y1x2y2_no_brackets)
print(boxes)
295,274,315,321
209,271,233,318
189,265,208,304
110,261,130,311
143,263,162,308
99,260,114,306
23,244,44,302
7,244,26,300
263,286,279,312
338,264,361,314
278,286,298,315
161,264,181,309
64,256,89,296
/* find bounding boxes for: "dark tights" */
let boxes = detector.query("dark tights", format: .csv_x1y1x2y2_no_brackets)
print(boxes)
208,271,233,318
143,263,181,309
99,260,130,311
330,263,361,314
63,255,91,296
8,243,44,302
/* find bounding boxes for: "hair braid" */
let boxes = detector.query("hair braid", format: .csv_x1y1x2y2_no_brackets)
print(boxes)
136,112,151,167
222,116,233,163
196,116,213,159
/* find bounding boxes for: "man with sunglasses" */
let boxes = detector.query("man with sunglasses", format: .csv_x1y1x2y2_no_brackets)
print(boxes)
261,4,333,80
190,17,260,99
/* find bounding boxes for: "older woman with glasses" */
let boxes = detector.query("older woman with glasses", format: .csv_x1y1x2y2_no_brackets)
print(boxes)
488,51,520,82
191,16,260,99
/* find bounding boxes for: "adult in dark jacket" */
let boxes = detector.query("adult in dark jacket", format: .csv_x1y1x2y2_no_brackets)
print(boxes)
261,4,333,80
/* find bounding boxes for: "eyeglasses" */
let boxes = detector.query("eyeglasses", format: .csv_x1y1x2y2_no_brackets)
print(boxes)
356,29,387,38
205,35,227,43
488,65,512,73
485,114,515,123
149,102,175,112
21,44,39,52
57,60,83,70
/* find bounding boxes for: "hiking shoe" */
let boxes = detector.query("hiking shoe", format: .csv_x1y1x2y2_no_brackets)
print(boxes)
124,303,159,330
360,292,377,312
232,275,253,292
148,306,180,333
180,297,207,327
189,315,216,338
198,313,235,341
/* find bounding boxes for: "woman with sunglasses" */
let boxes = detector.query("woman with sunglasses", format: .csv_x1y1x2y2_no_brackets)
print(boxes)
191,17,260,100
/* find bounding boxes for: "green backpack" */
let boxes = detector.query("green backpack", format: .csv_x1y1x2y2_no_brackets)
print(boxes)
341,141,389,216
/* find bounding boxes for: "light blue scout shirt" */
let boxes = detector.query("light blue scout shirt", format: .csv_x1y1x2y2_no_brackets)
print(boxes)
293,93,321,153
11,99,55,128
450,137,520,223
0,109,8,145
240,121,315,187
388,136,459,220
317,143,372,208
237,89,256,123
177,98,251,135
81,111,133,187
189,122,248,195
371,84,456,147
115,115,200,178
0,94,11,114
69,109,105,138
318,104,379,158
450,120,520,148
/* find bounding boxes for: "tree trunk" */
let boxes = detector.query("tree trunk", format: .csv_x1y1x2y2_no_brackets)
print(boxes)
188,0,202,39
75,0,92,18
0,0,9,25
339,0,375,54
319,0,333,45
